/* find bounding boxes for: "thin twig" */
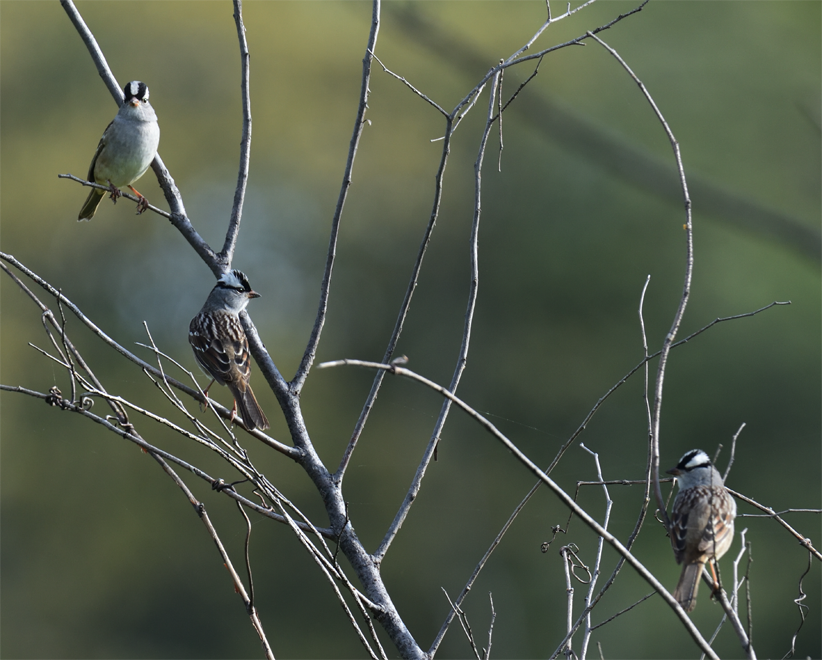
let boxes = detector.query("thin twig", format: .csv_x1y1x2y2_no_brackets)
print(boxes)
740,509,822,517
57,173,171,218
370,50,447,116
0,253,295,456
587,31,693,532
506,0,600,63
496,56,543,118
335,128,454,480
320,358,720,659
579,444,613,659
727,489,821,561
221,0,252,265
484,594,496,660
589,592,656,631
497,62,504,171
292,0,382,390
724,423,746,481
375,66,501,562
442,589,482,660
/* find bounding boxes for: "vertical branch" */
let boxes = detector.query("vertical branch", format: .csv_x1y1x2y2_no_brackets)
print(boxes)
579,444,613,659
639,275,653,437
335,117,452,480
560,545,576,658
292,0,381,391
221,0,253,265
374,68,501,561
587,33,693,526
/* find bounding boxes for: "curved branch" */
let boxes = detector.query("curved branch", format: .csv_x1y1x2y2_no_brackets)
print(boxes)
388,3,819,262
221,0,253,264
586,32,693,529
319,359,719,659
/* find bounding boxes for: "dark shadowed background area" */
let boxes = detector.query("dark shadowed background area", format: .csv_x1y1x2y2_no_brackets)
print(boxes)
1,1,819,658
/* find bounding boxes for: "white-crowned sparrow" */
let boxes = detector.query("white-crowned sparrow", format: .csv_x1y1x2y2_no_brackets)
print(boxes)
189,270,269,431
78,81,160,220
667,449,736,612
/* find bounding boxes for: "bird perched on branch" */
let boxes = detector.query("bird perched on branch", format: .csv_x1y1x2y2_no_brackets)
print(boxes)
78,80,160,220
189,270,269,431
667,449,736,612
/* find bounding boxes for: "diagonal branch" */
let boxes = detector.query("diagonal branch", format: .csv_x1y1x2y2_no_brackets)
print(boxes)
319,358,720,659
0,253,296,456
387,3,819,263
729,490,822,561
334,43,455,484
375,67,502,561
153,455,275,660
291,0,382,391
58,0,226,275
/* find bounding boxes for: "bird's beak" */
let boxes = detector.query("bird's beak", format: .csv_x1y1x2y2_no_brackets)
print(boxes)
248,290,261,299
129,98,140,107
666,467,680,476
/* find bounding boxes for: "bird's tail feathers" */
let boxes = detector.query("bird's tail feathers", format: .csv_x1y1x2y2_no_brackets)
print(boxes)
673,562,703,612
233,384,269,431
78,188,105,221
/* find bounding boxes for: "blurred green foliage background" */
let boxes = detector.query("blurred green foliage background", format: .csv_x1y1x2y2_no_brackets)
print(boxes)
1,1,819,658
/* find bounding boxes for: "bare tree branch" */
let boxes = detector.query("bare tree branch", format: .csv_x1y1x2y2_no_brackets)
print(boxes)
586,32,694,531
579,445,614,659
58,0,231,275
158,459,275,660
375,65,501,562
319,358,721,659
292,0,382,390
0,253,296,456
5,3,808,657
728,489,822,561
221,0,253,264
386,2,820,262
336,116,453,481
